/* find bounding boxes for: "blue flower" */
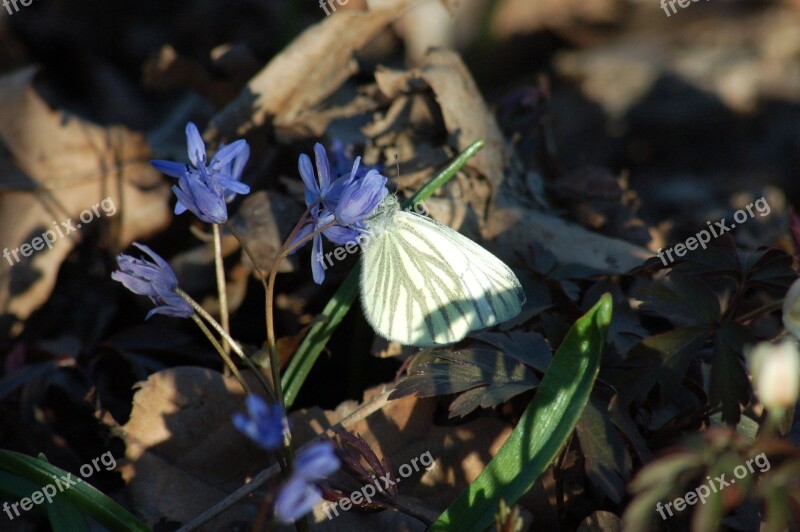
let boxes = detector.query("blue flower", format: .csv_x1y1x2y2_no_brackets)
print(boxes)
273,442,340,523
295,143,388,284
111,243,194,319
151,122,251,224
274,477,322,524
232,395,287,451
335,169,388,226
292,441,340,480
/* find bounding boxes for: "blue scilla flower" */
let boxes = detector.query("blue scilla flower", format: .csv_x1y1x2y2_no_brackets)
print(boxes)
274,477,321,524
151,122,251,224
232,394,287,451
292,441,340,480
274,442,340,523
111,243,194,319
295,143,387,284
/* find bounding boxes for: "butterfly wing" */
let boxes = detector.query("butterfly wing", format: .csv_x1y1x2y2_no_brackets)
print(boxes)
360,210,525,346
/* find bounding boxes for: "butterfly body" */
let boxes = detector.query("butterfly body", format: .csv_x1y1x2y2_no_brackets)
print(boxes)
360,197,525,346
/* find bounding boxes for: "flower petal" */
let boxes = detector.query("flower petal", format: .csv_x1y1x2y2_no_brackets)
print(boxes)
212,139,248,167
274,478,321,524
313,143,331,193
151,160,188,178
293,442,340,480
299,153,319,206
185,122,206,167
311,235,325,285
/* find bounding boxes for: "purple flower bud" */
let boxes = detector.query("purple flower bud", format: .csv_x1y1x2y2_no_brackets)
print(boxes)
274,477,322,524
293,442,340,481
111,243,193,319
232,395,287,451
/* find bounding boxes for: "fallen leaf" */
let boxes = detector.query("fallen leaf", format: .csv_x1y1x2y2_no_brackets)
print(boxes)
206,0,425,144
0,66,171,327
120,367,513,528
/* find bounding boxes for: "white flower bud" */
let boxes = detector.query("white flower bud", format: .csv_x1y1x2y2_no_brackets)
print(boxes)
747,339,800,410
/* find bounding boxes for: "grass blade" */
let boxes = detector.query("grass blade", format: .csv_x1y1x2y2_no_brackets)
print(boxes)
0,450,148,532
430,293,613,531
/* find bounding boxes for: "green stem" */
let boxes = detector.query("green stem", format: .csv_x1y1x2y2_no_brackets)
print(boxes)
737,299,784,324
190,314,250,394
212,224,231,356
263,212,333,408
175,288,276,402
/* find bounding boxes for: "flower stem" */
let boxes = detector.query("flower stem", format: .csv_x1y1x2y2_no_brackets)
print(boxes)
737,299,784,323
175,288,276,402
190,314,250,394
212,224,231,358
264,213,335,408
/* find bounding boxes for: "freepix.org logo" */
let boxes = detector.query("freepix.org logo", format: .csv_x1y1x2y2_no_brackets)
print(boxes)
3,451,117,521
3,196,117,267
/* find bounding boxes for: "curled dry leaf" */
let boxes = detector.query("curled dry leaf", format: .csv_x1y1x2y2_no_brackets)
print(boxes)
375,49,511,200
119,367,512,528
206,0,425,144
0,66,170,325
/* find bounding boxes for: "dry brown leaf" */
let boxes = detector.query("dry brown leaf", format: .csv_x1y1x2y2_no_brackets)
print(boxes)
292,385,513,517
375,49,510,200
491,0,622,38
120,367,271,529
205,0,424,144
0,66,170,326
120,367,512,528
485,204,652,273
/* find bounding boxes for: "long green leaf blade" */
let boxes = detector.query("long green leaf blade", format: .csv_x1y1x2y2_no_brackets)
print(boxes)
37,453,91,532
431,293,613,531
282,140,486,407
0,450,149,532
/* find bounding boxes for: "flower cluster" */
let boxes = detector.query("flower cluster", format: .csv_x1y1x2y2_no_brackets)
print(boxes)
294,143,388,283
111,243,193,319
151,122,250,224
233,395,341,523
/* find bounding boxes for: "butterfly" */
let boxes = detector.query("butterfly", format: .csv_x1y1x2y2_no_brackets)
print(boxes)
360,196,526,346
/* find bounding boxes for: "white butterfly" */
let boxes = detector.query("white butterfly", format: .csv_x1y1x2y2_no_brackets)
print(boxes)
360,196,526,346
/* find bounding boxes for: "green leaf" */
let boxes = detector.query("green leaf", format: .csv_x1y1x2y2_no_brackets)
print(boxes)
389,346,539,418
575,398,632,504
430,293,613,531
639,274,720,326
281,140,486,408
0,450,148,532
617,326,710,407
38,453,90,532
709,321,752,425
